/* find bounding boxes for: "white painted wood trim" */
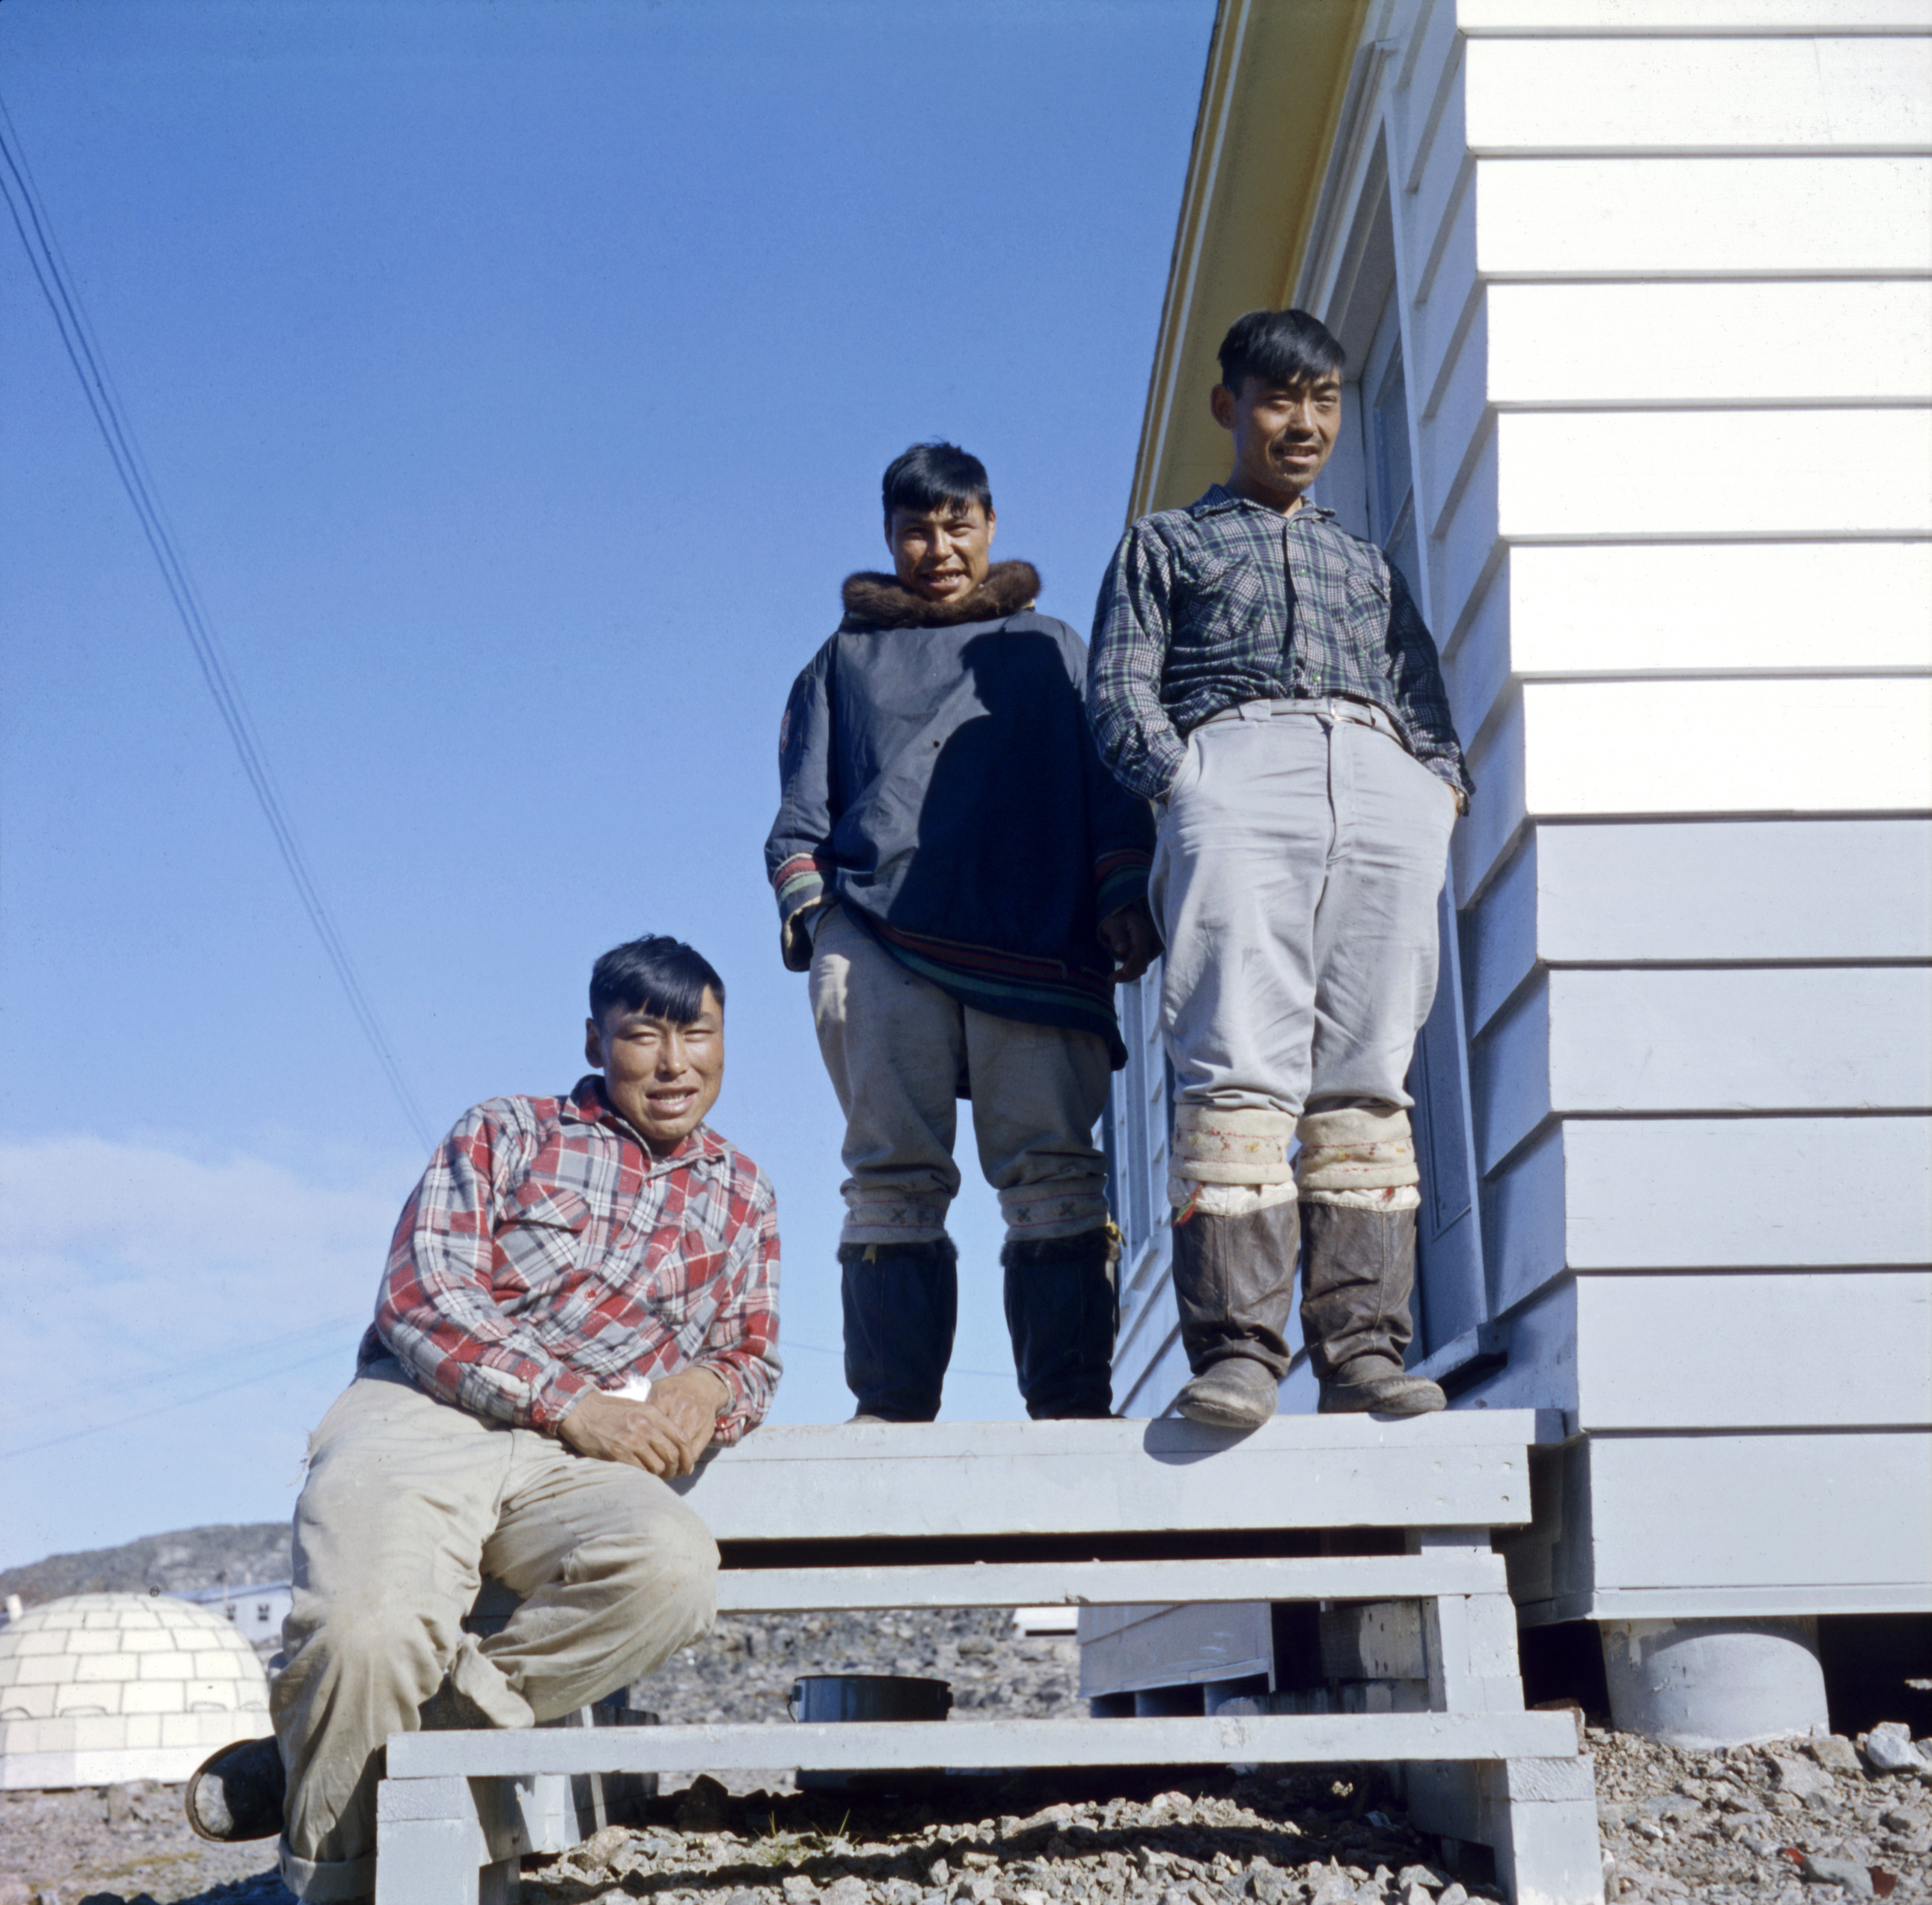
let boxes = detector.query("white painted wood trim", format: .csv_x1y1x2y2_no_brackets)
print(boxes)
1463,35,1932,152
713,1552,1509,1613
675,1413,1538,1540
1473,156,1932,278
1573,1270,1932,1431
1584,1429,1932,1594
386,1709,1586,1779
1457,1,1932,34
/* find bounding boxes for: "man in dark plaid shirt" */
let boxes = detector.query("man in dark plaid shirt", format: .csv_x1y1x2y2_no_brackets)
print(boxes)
1087,307,1470,1431
188,936,779,1904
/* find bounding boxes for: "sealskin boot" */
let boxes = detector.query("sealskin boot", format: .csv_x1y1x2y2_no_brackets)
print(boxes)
185,1734,285,1842
1001,1226,1119,1419
1168,1200,1298,1429
839,1236,958,1422
1299,1201,1445,1414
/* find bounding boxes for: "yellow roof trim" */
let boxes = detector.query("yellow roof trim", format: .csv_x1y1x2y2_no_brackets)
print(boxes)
1129,0,1368,522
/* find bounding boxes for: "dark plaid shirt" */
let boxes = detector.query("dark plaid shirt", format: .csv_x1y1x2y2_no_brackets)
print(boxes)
361,1076,780,1441
1087,485,1473,806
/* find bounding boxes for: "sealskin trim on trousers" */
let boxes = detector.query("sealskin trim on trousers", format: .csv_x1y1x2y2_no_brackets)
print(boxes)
1172,1104,1295,1185
1295,1105,1419,1198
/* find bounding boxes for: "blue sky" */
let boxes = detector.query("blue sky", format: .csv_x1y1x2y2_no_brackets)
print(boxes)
0,0,1213,1570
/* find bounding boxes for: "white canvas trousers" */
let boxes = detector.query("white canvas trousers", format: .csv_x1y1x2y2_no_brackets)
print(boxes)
1151,702,1455,1187
808,903,1112,1246
271,1360,718,1901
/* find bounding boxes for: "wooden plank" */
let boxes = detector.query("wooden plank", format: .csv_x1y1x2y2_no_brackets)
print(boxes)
1500,411,1932,539
1586,1429,1932,1595
1574,1271,1932,1430
1464,35,1932,149
1481,1116,1932,1309
1477,967,1932,1167
1473,980,1550,1172
1474,155,1932,276
1430,402,1501,649
1521,679,1932,819
386,1709,1585,1780
1551,968,1932,1112
1321,1602,1429,1680
1078,1602,1273,1700
1463,829,1539,1036
1459,1,1932,32
1455,688,1523,910
1579,1582,1932,1620
1561,1116,1932,1269
674,1414,1538,1541
715,1552,1508,1613
1452,1277,1580,1415
1527,818,1931,971
1489,285,1932,410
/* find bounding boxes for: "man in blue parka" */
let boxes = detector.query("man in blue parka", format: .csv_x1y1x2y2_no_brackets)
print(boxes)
764,441,1157,1422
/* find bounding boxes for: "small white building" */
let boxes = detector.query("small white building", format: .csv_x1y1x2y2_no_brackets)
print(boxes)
1093,0,1931,1735
174,1580,295,1656
0,1591,271,1789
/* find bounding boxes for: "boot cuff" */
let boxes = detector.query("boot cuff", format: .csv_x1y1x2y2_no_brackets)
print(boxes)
1295,1105,1418,1192
1000,1224,1115,1268
837,1236,957,1267
1173,1104,1295,1185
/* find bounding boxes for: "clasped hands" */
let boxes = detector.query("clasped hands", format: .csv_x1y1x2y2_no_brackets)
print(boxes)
557,1365,730,1478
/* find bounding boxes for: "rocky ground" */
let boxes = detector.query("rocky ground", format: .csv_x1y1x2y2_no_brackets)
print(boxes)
2,1609,1927,1905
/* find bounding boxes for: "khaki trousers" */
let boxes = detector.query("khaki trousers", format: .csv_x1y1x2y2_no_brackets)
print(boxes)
272,1360,718,1901
808,903,1112,1246
1152,704,1455,1120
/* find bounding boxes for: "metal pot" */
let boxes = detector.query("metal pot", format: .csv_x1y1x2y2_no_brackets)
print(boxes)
787,1673,953,1723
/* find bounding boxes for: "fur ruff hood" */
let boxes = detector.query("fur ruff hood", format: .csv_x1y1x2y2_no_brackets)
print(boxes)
839,560,1041,631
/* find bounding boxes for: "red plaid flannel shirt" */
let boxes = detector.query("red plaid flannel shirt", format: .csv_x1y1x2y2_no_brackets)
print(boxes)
361,1076,780,1441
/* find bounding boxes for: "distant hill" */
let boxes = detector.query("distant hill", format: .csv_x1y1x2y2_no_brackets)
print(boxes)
0,1522,291,1606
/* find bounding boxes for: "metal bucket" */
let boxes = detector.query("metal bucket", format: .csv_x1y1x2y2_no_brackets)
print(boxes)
787,1673,953,1724
788,1674,953,1791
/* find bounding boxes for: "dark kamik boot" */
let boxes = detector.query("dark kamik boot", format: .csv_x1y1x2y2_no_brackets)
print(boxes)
839,1237,958,1422
1299,1202,1445,1414
1168,1200,1299,1429
1000,1226,1119,1419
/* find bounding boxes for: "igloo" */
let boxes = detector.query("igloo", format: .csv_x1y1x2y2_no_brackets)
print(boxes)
0,1591,271,1789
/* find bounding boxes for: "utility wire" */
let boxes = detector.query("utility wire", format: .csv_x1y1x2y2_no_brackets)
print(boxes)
0,1332,364,1462
0,92,434,1151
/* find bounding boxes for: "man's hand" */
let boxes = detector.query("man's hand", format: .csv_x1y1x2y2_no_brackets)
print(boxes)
557,1367,730,1478
1099,901,1159,985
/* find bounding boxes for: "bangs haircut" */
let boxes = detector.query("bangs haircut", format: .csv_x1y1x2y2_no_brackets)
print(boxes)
1218,308,1347,395
882,441,993,526
590,935,725,1029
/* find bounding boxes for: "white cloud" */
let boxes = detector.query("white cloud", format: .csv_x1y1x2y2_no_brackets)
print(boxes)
0,1134,416,1570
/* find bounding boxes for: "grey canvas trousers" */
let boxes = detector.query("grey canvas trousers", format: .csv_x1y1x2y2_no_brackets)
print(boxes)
809,903,1112,1246
271,1360,718,1901
1151,700,1455,1136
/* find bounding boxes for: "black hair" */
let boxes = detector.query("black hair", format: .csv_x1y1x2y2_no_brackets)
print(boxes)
1217,308,1347,394
589,935,724,1027
881,441,993,525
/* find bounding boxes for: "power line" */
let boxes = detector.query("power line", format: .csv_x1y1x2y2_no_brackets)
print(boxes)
0,91,434,1152
0,1332,364,1462
0,1310,375,1432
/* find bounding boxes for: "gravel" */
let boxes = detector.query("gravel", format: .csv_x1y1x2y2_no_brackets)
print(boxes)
4,1609,1929,1905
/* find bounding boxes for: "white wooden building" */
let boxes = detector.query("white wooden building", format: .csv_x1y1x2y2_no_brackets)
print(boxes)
1091,0,1931,1723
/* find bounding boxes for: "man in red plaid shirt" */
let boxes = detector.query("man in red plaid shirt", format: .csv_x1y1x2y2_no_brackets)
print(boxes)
186,934,780,1904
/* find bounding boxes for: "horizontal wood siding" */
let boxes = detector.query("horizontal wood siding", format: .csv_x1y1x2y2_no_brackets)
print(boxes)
1102,0,1930,1630
1504,1430,1932,1625
1429,0,1929,1618
1466,819,1932,1034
